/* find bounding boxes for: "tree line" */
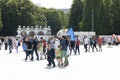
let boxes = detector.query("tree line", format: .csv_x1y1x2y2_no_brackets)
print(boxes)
0,0,120,36
69,0,120,35
0,0,67,36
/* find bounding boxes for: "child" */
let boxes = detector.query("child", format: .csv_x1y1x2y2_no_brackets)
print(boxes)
55,45,61,66
38,40,43,60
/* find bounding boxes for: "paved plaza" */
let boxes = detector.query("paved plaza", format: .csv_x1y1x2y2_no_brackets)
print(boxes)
0,45,120,80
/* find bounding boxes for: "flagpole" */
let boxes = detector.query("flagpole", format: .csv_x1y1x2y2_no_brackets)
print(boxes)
92,8,94,32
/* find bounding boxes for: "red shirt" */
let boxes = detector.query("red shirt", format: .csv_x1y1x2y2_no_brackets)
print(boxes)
98,37,103,44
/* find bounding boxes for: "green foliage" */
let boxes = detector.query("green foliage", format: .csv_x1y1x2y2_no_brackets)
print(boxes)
1,0,120,36
0,0,67,36
81,0,92,31
80,0,120,35
68,0,84,31
45,8,67,35
102,0,112,34
0,9,2,31
111,0,120,35
1,0,31,35
0,0,47,36
81,0,114,35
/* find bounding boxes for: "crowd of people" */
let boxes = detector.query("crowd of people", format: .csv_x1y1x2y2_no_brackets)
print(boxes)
0,35,119,68
0,36,20,53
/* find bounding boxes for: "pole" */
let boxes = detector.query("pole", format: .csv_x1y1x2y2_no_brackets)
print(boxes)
92,8,94,31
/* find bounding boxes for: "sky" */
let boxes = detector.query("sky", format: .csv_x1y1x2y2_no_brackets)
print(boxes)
30,0,73,9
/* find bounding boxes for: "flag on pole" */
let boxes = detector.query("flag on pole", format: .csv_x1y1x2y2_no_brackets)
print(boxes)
67,27,76,41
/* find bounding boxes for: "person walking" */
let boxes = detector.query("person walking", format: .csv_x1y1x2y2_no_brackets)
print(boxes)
25,37,34,61
98,36,103,51
43,39,47,59
69,40,75,55
107,37,112,48
46,37,56,67
75,38,80,55
33,37,39,61
0,37,2,50
60,36,69,67
4,37,8,50
22,37,27,52
83,36,89,52
38,37,44,60
15,39,19,53
88,37,93,52
92,36,98,52
8,37,13,53
55,45,61,66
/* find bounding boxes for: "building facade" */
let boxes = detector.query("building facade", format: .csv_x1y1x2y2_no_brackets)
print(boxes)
17,25,51,37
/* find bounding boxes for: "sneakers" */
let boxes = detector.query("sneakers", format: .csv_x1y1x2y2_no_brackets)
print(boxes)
36,58,39,61
52,65,56,68
47,64,51,67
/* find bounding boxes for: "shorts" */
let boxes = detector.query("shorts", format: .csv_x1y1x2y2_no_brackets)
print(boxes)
61,50,67,58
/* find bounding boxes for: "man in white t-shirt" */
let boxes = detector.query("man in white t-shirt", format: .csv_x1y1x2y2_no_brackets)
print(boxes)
84,36,89,52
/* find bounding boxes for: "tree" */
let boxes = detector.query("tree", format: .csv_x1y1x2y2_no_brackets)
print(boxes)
33,7,47,27
0,0,47,36
0,0,2,30
0,9,2,32
81,0,92,31
103,0,112,34
68,0,84,31
81,0,109,35
95,0,108,35
45,8,66,35
111,0,120,35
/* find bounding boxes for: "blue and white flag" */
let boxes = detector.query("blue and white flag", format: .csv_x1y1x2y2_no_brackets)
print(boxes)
67,27,76,41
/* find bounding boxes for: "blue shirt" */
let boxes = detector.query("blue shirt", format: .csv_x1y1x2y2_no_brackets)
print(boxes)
60,39,67,51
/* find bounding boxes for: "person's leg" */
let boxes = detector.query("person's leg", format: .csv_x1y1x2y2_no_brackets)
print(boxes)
92,45,95,52
46,50,51,66
72,47,75,55
60,51,63,66
74,46,77,55
64,57,69,66
40,52,43,60
85,44,87,52
77,46,80,55
5,43,7,50
43,46,47,59
0,44,1,50
63,51,68,66
51,59,56,67
35,49,39,60
69,46,72,55
31,50,34,61
16,46,18,53
95,45,98,51
58,57,60,66
25,51,28,60
9,45,12,53
47,57,51,66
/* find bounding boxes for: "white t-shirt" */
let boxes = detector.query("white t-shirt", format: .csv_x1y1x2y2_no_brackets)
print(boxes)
55,39,60,49
84,37,89,44
16,40,19,46
107,37,112,43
